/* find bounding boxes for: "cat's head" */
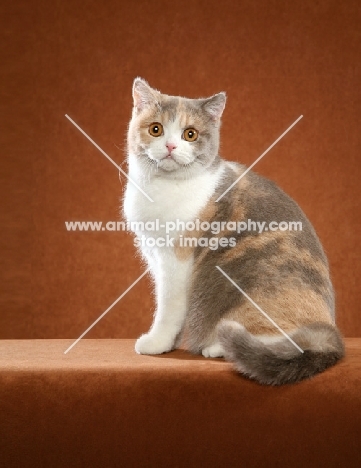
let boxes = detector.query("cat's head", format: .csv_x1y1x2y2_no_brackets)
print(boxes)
127,78,226,180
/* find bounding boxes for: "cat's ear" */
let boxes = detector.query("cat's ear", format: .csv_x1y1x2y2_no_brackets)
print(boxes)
132,78,159,112
202,92,227,120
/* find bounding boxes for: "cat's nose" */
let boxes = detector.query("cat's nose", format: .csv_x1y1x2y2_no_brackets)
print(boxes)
166,142,177,152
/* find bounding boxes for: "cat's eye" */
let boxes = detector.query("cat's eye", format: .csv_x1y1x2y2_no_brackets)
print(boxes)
149,122,163,137
183,128,198,142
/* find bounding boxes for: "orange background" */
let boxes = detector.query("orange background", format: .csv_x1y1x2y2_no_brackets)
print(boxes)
2,0,360,339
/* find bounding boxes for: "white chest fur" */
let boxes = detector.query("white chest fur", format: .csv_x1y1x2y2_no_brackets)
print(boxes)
123,157,225,238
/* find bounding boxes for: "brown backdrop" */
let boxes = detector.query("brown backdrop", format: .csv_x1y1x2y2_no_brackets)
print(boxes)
2,0,361,340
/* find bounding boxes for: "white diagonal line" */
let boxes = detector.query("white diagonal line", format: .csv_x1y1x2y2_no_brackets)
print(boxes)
216,266,304,353
65,114,154,203
64,268,151,354
216,115,303,202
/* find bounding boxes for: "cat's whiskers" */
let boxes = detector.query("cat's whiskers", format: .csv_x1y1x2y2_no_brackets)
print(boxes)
183,163,192,182
145,158,157,182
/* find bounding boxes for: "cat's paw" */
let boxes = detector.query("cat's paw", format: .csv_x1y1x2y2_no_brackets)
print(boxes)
201,343,225,358
135,332,174,355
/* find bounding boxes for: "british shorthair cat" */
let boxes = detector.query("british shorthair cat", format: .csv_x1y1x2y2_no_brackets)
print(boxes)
123,78,344,385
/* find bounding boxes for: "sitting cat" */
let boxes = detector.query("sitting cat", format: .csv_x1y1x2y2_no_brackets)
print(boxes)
123,77,344,385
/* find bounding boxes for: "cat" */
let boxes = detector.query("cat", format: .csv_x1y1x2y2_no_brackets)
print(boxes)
123,77,344,385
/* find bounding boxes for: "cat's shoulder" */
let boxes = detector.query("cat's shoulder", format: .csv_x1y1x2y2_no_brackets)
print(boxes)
216,159,307,221
219,160,296,200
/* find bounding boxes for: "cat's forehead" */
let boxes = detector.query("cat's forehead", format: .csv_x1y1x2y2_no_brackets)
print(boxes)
139,95,207,129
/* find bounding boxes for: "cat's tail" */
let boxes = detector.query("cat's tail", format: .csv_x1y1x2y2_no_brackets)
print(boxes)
217,321,345,385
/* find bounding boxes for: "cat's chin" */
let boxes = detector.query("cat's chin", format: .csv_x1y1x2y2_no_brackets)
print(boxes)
139,155,203,180
156,160,201,180
157,158,181,172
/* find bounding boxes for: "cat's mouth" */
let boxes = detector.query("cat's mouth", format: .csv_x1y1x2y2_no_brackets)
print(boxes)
146,152,194,173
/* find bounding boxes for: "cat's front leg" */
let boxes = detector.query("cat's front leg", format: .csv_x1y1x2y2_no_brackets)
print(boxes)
135,249,192,355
